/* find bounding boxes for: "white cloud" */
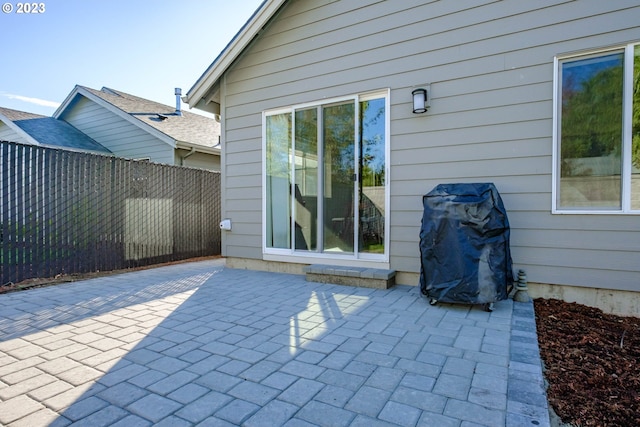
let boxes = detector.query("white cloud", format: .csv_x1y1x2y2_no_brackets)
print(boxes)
2,93,60,108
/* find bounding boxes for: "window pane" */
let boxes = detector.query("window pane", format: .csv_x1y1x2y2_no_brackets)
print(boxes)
323,102,355,253
294,108,318,251
266,113,291,248
632,45,640,210
359,98,385,254
559,52,624,209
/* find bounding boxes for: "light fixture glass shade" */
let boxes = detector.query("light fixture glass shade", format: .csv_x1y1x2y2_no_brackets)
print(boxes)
412,88,428,113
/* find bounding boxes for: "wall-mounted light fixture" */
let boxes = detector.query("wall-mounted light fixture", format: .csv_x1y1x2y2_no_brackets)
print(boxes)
412,84,430,114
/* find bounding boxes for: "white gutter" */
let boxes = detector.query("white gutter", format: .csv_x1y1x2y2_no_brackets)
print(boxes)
176,141,221,156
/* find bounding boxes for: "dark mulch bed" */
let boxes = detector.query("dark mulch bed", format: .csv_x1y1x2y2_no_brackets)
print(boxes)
535,298,640,427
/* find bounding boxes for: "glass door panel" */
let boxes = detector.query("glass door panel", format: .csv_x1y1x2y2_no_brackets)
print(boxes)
359,98,386,254
322,102,355,253
294,108,318,251
265,113,292,249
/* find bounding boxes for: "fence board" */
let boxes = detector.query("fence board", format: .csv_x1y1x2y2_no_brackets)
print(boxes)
2,143,11,283
27,147,37,280
37,149,47,279
0,141,221,286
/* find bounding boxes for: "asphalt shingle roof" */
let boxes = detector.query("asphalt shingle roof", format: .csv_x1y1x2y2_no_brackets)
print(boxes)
0,107,111,154
81,86,220,148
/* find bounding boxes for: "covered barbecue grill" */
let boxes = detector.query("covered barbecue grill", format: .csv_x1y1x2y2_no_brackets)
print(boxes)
419,183,513,310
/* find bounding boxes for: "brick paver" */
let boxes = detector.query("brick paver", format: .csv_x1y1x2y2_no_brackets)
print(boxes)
0,259,551,426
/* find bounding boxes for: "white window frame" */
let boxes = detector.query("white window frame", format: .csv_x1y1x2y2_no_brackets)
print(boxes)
552,42,639,214
262,90,391,265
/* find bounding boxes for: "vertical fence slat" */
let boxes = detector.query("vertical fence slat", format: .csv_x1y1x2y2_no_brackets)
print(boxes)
45,148,57,279
1,142,12,284
72,152,80,274
93,155,104,272
15,144,25,283
42,148,52,279
37,147,47,279
27,146,38,280
112,158,122,271
59,150,70,275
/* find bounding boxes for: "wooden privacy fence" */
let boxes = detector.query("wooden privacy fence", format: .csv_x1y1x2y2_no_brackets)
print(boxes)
1,141,221,286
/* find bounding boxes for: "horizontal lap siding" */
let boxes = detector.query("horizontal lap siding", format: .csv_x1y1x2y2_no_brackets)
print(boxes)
221,0,640,290
175,150,220,171
61,97,174,164
0,124,25,144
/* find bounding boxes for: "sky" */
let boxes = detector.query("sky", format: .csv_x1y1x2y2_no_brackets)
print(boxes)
0,0,265,116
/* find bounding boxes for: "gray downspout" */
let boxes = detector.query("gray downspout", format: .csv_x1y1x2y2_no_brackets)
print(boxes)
180,147,196,166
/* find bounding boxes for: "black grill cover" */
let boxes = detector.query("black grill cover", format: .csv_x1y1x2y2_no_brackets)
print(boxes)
419,183,513,304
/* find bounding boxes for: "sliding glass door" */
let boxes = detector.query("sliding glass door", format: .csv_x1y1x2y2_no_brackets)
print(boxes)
264,92,387,259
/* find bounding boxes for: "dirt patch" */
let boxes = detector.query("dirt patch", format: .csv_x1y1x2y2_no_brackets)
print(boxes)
0,255,222,295
534,298,640,427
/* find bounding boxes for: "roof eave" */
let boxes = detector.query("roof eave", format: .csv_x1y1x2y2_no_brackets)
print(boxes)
185,0,285,109
56,86,177,148
52,84,82,119
0,113,42,146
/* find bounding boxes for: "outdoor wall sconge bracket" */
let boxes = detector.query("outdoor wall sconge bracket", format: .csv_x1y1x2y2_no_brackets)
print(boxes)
412,84,430,113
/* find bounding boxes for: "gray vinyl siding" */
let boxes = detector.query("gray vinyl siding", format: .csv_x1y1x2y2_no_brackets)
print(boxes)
0,124,26,144
60,97,174,164
219,0,640,291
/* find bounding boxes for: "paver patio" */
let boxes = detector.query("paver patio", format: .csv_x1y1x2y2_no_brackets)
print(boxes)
0,259,550,426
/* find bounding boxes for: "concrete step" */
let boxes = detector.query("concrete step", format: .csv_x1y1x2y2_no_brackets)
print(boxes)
304,264,396,289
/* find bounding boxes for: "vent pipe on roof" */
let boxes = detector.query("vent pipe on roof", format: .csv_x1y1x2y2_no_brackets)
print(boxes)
175,88,182,116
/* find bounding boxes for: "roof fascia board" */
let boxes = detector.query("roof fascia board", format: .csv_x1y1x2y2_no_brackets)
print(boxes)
0,113,42,146
186,0,286,107
52,85,80,118
55,86,177,148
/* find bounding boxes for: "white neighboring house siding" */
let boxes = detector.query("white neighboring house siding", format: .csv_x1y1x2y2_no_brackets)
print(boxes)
60,96,175,164
0,123,28,144
219,0,640,292
174,149,221,171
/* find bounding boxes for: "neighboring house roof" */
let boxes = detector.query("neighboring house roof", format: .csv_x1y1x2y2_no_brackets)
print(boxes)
0,107,112,154
55,85,221,154
186,0,281,113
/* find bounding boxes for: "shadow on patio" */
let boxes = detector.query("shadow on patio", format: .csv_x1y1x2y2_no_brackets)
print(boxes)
48,261,399,426
0,265,218,342
0,259,540,426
